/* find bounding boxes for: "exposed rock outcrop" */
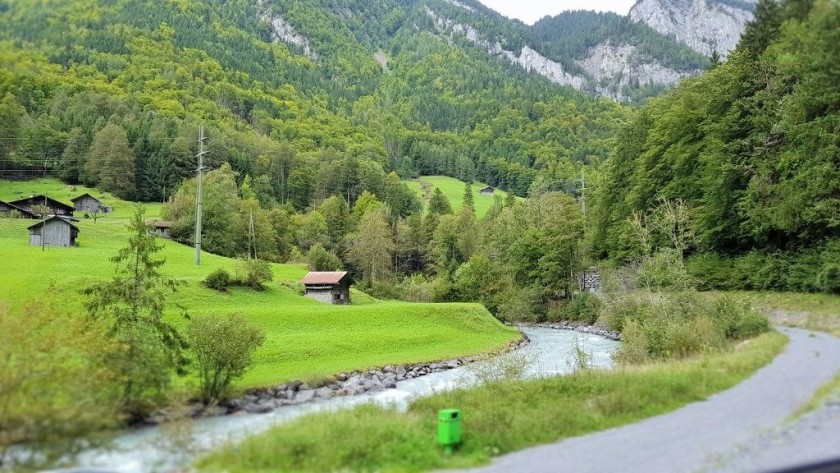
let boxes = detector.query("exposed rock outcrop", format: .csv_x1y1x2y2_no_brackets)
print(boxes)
629,0,755,57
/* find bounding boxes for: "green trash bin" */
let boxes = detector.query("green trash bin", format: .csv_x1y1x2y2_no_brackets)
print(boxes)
438,408,462,452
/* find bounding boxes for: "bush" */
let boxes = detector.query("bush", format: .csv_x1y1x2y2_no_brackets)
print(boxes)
613,319,648,365
1,300,121,464
556,293,601,324
307,244,342,271
733,311,770,339
234,259,273,290
395,274,435,303
187,314,266,403
203,268,232,291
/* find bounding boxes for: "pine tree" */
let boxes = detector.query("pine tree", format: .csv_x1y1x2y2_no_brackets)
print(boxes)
85,206,188,414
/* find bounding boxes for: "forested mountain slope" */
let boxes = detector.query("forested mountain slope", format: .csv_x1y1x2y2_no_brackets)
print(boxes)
0,0,629,204
593,0,840,294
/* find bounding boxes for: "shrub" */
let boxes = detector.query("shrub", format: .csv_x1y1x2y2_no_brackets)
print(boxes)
613,319,648,365
234,259,273,290
307,244,342,271
733,311,770,339
557,293,601,324
395,274,435,303
279,279,305,295
203,268,232,291
187,314,266,404
1,300,122,464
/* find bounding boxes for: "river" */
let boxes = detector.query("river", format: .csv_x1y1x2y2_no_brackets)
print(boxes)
44,326,619,472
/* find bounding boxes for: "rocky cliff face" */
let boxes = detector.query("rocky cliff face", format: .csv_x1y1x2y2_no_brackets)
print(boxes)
576,42,690,100
629,0,755,57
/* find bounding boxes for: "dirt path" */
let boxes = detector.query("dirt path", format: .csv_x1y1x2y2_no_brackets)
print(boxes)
465,327,840,473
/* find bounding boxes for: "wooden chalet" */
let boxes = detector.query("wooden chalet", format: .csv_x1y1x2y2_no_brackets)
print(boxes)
479,186,495,196
71,193,112,214
0,200,38,219
8,195,75,218
28,216,79,247
302,271,352,305
145,219,172,239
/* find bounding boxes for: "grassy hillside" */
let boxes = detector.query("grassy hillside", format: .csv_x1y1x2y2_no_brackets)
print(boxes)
0,179,519,389
406,176,522,218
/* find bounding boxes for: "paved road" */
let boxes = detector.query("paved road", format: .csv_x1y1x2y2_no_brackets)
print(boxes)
467,327,840,473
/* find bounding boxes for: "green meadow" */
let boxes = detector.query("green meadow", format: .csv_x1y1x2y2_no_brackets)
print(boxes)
0,179,519,390
406,175,521,218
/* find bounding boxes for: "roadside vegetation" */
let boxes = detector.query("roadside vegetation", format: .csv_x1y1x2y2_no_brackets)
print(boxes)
198,331,786,472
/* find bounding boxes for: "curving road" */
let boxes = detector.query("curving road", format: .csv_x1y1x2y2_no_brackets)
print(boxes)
466,327,840,473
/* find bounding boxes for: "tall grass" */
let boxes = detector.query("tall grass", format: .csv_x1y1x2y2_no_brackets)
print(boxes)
198,331,786,473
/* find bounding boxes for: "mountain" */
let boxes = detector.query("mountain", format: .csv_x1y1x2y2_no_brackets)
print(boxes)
0,0,626,203
629,0,757,57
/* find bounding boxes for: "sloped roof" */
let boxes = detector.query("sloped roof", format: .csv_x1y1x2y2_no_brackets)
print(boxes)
9,195,75,212
0,200,38,218
71,193,103,203
145,219,172,229
27,215,80,231
302,271,350,285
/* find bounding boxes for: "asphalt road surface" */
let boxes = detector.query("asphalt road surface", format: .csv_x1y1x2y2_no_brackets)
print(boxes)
467,327,840,473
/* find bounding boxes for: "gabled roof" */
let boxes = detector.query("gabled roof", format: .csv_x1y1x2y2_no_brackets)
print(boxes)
145,219,172,229
9,195,75,212
0,200,39,218
302,271,350,285
28,215,80,231
71,193,103,203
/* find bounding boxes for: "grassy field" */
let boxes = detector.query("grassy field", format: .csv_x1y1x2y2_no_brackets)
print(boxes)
198,331,787,472
405,176,521,218
0,178,519,389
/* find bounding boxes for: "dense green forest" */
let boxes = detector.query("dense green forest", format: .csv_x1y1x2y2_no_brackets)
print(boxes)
1,0,837,301
0,0,626,203
593,0,840,294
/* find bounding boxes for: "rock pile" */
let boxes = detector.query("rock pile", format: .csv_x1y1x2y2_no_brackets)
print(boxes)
144,336,530,424
535,322,621,341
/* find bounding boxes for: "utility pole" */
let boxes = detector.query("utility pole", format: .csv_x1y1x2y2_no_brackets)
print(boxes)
580,170,587,216
41,194,46,252
248,208,257,260
194,124,206,266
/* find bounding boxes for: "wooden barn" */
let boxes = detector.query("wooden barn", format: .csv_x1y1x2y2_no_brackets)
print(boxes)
28,216,79,247
8,195,74,217
72,193,111,214
479,186,495,196
0,201,38,219
145,219,172,239
302,271,352,305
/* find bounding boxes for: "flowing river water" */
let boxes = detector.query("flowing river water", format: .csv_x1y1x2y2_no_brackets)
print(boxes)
44,326,619,472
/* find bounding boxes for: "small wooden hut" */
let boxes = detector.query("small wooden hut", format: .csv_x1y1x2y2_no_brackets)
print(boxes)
479,186,495,196
8,195,75,217
145,219,172,239
71,193,111,214
0,201,38,219
28,216,79,247
302,271,353,305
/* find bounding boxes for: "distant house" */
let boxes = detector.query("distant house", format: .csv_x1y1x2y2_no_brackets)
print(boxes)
28,216,79,247
145,219,172,239
479,186,495,196
302,271,352,305
0,201,38,219
8,195,74,217
72,193,111,214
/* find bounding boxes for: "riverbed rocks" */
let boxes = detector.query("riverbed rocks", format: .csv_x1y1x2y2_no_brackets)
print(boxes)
143,335,531,425
535,321,621,341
